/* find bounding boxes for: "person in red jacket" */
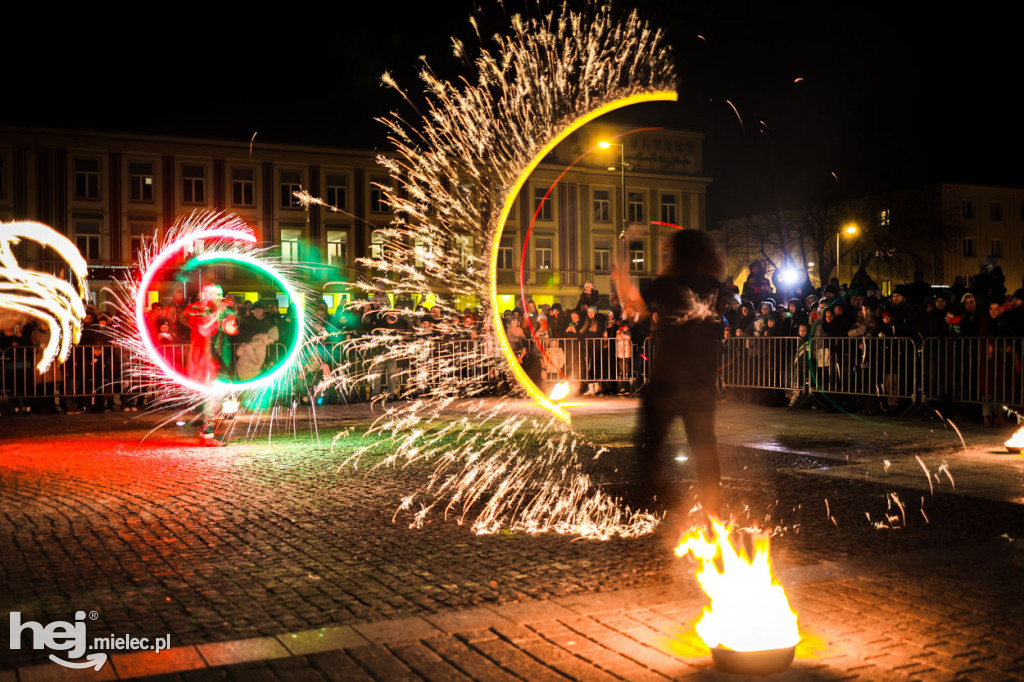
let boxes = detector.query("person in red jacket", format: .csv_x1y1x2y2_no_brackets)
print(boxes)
184,284,239,446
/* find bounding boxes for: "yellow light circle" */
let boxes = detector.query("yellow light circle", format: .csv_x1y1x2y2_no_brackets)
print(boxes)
488,89,679,423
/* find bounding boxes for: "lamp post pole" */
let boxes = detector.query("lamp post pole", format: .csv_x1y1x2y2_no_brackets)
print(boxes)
835,224,858,284
618,143,626,239
835,230,840,282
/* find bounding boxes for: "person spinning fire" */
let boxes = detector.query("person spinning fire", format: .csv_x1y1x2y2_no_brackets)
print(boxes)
185,284,238,446
612,228,726,525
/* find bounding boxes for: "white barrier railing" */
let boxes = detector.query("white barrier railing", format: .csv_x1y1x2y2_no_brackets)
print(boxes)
0,343,288,398
807,336,917,400
921,337,1024,406
719,337,804,391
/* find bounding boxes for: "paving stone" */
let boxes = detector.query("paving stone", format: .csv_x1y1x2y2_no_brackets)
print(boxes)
276,626,369,655
489,600,578,624
17,663,118,682
111,647,206,678
352,617,445,645
345,644,419,682
420,636,520,682
422,606,514,634
469,636,568,682
307,650,375,682
389,641,473,682
196,637,290,668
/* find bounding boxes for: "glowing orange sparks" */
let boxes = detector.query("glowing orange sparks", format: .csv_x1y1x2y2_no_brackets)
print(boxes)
675,518,799,653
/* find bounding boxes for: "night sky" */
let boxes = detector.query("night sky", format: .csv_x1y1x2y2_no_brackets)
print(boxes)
4,1,1019,225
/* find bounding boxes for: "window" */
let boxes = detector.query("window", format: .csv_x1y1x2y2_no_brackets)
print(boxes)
628,192,644,223
182,165,205,204
74,159,100,199
0,155,6,196
232,168,255,207
660,194,677,225
455,234,474,270
414,237,432,269
991,201,1003,221
1020,200,1024,222
369,178,389,213
991,238,1003,258
879,208,890,227
280,228,301,262
370,230,386,260
593,239,611,273
280,171,302,208
852,247,863,266
325,173,347,210
593,189,610,222
326,229,348,266
129,162,153,202
533,187,552,221
962,199,975,219
535,236,553,270
497,235,514,270
75,221,101,261
963,237,975,258
629,240,645,272
129,223,154,262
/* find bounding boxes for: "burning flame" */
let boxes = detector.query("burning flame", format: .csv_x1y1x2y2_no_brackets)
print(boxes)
548,381,570,402
1005,426,1024,450
221,396,240,415
675,518,799,652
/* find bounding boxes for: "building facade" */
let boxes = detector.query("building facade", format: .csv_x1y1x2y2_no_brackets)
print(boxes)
0,125,710,312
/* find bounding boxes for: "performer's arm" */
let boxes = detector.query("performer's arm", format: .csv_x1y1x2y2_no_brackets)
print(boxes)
611,232,650,320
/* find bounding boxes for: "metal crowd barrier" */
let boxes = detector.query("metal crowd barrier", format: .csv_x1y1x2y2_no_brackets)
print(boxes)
521,337,641,391
719,337,803,391
7,334,1024,413
0,342,287,399
921,337,1024,407
718,336,918,405
807,337,917,401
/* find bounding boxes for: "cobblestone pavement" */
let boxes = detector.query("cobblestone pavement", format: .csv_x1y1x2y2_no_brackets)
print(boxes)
2,398,1024,680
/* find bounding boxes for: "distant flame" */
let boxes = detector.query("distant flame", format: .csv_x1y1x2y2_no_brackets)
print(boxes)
548,382,570,402
675,518,799,652
1005,426,1024,450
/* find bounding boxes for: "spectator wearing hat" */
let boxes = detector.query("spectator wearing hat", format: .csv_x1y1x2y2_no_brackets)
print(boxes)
576,281,599,313
546,303,568,338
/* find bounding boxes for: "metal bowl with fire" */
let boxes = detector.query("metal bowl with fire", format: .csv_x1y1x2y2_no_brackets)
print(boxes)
675,518,800,675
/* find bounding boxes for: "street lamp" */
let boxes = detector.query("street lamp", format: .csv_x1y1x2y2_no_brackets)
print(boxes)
598,140,629,239
835,223,858,283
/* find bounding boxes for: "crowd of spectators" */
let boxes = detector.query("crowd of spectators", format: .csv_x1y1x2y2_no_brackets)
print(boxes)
495,280,649,397
724,261,1024,424
6,260,1024,416
1,306,123,414
723,262,1024,344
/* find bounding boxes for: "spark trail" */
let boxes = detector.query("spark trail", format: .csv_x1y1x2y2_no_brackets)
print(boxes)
332,3,677,538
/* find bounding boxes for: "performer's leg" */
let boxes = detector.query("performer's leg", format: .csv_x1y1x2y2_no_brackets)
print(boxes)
637,381,677,508
680,408,722,519
200,398,221,445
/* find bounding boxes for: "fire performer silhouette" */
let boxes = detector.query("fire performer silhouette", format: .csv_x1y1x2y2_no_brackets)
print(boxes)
613,229,726,521
184,283,238,445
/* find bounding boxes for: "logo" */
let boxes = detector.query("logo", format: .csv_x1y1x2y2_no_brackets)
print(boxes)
9,611,105,670
9,611,172,671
